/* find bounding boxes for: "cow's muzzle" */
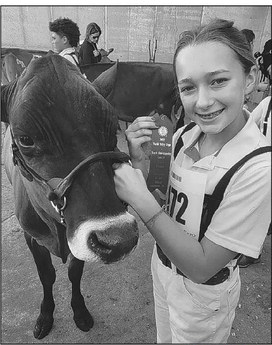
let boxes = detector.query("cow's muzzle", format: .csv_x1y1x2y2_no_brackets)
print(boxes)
67,212,139,263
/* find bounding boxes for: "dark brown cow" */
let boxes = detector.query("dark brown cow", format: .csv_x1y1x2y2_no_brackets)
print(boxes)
1,47,112,84
1,48,48,84
1,54,138,339
91,61,182,123
2,48,183,126
80,61,115,81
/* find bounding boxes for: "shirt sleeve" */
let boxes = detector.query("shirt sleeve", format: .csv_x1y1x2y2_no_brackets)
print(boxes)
205,155,271,258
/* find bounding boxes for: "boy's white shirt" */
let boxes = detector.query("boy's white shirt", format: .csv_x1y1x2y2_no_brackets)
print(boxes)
59,47,78,66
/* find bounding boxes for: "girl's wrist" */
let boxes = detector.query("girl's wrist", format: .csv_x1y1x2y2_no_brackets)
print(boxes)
130,190,161,223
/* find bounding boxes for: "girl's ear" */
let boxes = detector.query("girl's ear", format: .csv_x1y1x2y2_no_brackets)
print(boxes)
245,65,258,95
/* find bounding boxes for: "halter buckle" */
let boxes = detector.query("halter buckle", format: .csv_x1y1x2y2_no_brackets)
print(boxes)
51,196,67,224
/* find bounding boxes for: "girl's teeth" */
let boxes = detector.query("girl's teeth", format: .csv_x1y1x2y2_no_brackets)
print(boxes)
199,110,222,119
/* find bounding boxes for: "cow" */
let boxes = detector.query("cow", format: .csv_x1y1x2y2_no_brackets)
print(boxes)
1,47,112,84
1,54,139,339
91,61,183,124
2,48,183,126
1,48,48,84
80,61,115,81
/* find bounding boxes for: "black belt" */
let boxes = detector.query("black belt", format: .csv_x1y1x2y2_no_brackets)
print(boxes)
156,244,237,286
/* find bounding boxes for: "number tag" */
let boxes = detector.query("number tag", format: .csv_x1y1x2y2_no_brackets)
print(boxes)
166,161,207,238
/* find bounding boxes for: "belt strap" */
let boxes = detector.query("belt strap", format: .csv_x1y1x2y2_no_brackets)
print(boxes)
156,244,236,285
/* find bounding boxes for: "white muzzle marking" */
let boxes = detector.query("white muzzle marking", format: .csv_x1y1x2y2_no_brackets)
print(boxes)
67,211,136,262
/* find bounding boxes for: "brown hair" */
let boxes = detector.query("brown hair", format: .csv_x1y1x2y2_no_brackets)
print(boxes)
173,19,256,77
85,22,101,40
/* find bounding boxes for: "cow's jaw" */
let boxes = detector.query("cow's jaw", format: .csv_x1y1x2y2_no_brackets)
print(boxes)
67,211,138,263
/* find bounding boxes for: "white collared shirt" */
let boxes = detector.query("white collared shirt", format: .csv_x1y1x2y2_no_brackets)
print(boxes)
171,113,271,258
59,47,79,66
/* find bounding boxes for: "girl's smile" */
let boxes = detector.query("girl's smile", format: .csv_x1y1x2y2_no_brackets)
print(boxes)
195,108,225,121
175,41,256,139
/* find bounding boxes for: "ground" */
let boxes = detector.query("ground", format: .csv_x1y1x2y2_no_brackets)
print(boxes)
1,122,271,344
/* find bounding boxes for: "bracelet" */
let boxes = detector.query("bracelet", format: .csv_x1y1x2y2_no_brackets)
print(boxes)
144,206,166,228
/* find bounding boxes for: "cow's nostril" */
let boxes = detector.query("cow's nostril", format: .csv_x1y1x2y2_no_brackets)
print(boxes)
86,226,138,264
88,232,112,251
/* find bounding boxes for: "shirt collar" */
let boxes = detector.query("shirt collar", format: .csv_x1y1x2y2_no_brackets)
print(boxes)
182,110,266,168
214,109,266,168
59,47,76,57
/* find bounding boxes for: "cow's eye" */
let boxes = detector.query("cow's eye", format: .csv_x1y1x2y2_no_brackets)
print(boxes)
18,135,34,147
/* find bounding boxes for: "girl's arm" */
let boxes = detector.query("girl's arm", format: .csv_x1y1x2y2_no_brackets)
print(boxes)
113,163,236,283
113,161,270,284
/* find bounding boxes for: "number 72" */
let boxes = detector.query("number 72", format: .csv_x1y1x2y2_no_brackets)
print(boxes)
166,186,188,225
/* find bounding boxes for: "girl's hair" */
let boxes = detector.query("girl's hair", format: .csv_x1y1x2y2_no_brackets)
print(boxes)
173,19,256,76
49,17,80,47
241,29,255,46
85,22,102,39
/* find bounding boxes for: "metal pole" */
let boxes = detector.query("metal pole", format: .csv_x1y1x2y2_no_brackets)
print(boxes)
104,6,108,50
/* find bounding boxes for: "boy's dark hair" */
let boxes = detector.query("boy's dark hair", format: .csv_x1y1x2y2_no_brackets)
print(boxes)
49,17,80,47
241,29,255,45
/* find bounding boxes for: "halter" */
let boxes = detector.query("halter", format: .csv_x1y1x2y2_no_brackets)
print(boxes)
11,134,130,224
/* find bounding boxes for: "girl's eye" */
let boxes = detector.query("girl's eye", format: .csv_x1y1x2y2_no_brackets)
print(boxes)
211,78,227,86
18,136,34,147
179,86,194,94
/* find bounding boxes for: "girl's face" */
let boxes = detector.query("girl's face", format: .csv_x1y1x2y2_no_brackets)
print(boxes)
51,32,66,53
88,32,100,44
175,41,256,135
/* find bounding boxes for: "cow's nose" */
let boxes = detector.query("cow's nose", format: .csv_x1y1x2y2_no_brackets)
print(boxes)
67,212,139,263
88,221,139,264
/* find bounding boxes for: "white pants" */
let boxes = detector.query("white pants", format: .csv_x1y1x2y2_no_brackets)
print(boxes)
151,245,241,343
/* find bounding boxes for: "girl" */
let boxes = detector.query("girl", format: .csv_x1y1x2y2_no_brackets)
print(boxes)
113,19,271,343
79,22,102,65
79,22,114,65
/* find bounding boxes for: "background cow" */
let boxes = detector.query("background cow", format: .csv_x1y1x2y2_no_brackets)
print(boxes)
1,48,47,84
2,48,184,128
91,61,182,124
1,54,139,339
1,47,111,84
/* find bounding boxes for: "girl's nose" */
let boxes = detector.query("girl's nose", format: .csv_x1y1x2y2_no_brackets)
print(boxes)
196,87,214,110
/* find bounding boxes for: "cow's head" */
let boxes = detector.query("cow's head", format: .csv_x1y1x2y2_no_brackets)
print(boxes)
1,54,139,263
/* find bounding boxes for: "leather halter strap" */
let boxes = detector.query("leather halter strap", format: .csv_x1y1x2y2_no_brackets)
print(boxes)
46,151,130,202
11,134,130,204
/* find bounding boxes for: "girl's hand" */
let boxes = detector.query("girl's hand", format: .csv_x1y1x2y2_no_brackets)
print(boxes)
125,116,158,162
93,49,100,57
113,163,151,208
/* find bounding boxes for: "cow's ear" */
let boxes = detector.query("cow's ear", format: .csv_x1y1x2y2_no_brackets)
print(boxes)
1,81,16,124
92,61,118,99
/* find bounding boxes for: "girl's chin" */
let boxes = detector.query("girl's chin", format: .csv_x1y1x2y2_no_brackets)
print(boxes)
197,122,224,134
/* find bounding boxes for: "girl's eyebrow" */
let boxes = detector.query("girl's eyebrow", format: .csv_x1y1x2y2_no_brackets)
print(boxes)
178,69,230,85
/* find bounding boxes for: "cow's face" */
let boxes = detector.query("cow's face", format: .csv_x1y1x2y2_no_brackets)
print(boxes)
1,55,139,263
